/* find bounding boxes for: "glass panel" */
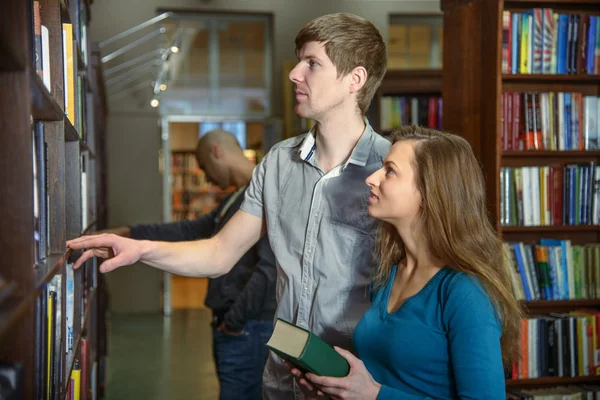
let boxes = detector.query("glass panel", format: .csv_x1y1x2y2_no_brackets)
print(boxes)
158,14,272,117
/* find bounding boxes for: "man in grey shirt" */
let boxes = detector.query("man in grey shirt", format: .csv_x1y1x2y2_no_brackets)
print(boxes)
68,12,390,399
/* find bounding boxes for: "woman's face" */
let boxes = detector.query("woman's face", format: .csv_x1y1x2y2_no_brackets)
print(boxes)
365,140,423,225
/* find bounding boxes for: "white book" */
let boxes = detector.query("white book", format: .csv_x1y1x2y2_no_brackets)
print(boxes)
41,25,51,91
593,166,600,225
531,166,541,226
558,93,565,150
62,29,68,112
66,263,74,352
522,167,533,226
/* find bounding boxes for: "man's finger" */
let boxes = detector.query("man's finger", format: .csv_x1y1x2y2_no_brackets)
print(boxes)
99,256,126,273
73,249,96,269
67,234,113,250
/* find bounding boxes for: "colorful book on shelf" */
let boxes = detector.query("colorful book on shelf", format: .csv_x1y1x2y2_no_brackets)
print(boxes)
62,23,75,125
265,318,350,377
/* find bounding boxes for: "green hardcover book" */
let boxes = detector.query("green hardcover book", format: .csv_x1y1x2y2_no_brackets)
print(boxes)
266,318,350,377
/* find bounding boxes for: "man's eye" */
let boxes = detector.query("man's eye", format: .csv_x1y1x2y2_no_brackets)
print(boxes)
308,60,316,67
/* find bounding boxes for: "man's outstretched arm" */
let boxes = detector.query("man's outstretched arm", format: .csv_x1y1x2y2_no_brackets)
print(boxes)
66,209,265,278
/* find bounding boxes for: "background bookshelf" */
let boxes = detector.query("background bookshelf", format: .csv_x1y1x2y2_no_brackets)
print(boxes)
171,150,235,222
0,0,107,399
368,69,443,134
442,0,600,394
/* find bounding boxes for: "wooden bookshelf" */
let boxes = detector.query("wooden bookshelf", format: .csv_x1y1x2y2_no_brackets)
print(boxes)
442,0,600,392
0,0,107,398
506,375,600,387
369,69,442,134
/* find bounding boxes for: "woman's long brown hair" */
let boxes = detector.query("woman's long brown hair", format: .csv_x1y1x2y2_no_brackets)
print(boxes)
373,125,522,364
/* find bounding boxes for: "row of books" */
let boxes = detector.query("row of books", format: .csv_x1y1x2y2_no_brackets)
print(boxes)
33,1,88,139
172,153,198,171
506,241,600,302
509,313,600,380
500,92,599,151
379,96,442,132
500,165,600,228
501,9,600,75
34,260,97,399
32,123,91,265
507,387,600,399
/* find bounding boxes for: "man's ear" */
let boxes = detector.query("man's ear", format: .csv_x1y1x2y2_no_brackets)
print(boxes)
349,66,367,94
212,143,224,159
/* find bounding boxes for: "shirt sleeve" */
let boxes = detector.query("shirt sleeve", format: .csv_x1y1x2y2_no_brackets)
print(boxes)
443,274,506,400
240,149,270,219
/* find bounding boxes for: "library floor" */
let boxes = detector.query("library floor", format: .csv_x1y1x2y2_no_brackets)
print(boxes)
106,309,220,400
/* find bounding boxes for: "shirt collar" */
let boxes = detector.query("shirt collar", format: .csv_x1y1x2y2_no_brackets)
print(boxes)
298,119,375,167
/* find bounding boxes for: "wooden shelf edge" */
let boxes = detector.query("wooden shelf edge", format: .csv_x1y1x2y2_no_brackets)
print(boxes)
64,117,79,142
522,299,600,309
62,288,96,398
501,225,600,233
503,150,600,157
35,250,72,289
82,220,97,235
80,140,95,158
503,74,600,82
31,69,63,122
506,375,600,387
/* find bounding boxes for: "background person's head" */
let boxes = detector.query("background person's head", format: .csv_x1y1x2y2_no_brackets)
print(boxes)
366,125,521,364
195,129,244,190
290,13,387,120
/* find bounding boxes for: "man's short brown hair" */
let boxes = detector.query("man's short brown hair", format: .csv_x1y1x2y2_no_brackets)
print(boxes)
295,13,387,115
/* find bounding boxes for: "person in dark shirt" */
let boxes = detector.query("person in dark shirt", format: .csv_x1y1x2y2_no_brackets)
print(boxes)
105,129,277,400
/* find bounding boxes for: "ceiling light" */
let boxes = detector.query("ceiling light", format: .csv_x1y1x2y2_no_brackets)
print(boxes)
150,98,160,107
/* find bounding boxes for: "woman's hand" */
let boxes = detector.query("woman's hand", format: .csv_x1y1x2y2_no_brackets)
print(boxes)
304,347,382,400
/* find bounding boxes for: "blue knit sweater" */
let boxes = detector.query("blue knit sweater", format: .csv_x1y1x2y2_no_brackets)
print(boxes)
353,266,506,400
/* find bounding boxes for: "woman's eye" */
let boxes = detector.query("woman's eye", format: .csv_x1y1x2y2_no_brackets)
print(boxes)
385,168,395,176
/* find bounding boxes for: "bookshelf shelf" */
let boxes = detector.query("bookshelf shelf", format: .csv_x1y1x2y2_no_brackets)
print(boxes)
64,117,79,141
502,151,600,158
80,139,95,158
31,70,63,122
506,375,600,387
522,299,600,310
35,251,71,290
82,220,97,235
379,69,442,95
502,74,600,82
501,225,600,233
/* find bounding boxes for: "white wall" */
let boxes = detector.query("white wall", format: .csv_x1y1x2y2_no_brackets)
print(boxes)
91,0,440,313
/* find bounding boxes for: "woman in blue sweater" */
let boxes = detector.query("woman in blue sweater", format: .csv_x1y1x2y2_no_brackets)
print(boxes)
292,126,522,399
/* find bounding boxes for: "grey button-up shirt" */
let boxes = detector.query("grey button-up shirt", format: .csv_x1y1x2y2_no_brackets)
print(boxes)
241,122,391,399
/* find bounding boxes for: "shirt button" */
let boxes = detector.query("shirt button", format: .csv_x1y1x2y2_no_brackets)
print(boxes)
304,286,308,291
307,249,311,254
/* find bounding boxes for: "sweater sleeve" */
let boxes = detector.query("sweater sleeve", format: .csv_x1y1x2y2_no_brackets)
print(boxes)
443,275,506,400
129,207,219,242
376,385,435,400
